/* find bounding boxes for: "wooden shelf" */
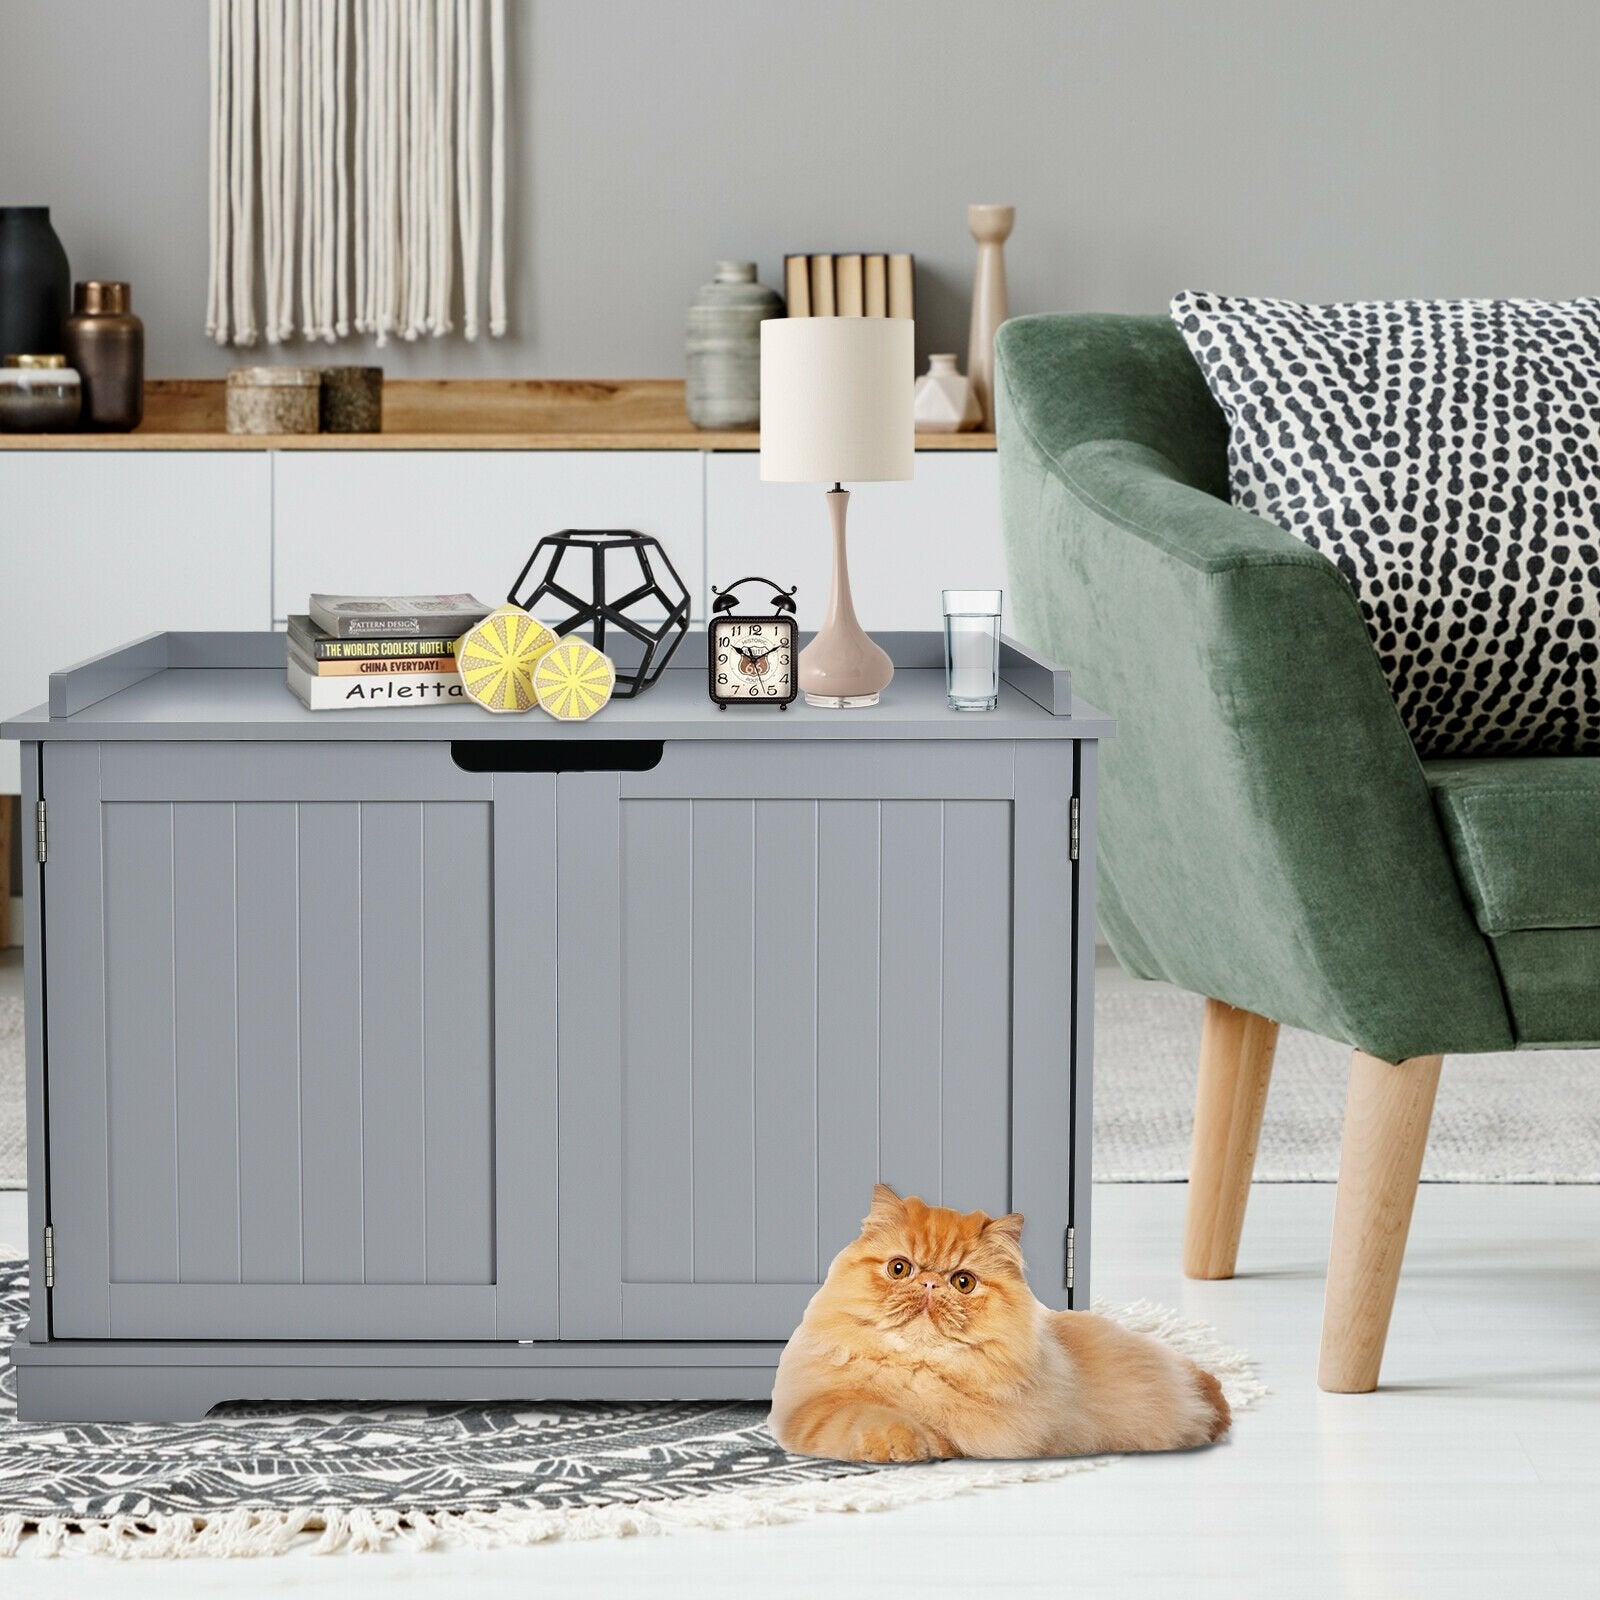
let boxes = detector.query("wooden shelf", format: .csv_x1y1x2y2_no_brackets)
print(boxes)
0,378,996,452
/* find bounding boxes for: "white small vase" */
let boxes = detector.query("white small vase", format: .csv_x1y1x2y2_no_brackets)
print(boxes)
913,353,982,433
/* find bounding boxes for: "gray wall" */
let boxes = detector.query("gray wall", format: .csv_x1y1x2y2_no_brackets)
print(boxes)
3,0,1598,380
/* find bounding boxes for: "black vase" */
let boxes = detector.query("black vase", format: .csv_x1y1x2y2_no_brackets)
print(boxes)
0,207,70,362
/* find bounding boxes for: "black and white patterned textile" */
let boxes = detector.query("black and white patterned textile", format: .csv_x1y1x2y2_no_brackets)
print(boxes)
1172,291,1600,757
0,1259,875,1538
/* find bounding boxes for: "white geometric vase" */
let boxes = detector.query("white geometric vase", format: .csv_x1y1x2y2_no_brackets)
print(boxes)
913,353,983,433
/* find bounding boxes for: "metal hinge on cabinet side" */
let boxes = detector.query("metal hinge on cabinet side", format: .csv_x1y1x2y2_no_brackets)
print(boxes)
43,1224,55,1288
1064,1225,1075,1291
1069,796,1080,862
35,798,47,864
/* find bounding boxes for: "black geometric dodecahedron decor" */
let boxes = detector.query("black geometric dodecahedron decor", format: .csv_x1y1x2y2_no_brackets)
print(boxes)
506,530,691,698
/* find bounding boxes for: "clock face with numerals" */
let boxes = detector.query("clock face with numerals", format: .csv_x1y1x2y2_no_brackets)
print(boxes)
709,617,798,708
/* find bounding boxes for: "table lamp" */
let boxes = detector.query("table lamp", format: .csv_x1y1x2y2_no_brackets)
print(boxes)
760,317,914,707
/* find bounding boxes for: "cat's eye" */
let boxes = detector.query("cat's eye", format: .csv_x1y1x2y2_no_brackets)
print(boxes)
887,1258,914,1280
950,1271,977,1294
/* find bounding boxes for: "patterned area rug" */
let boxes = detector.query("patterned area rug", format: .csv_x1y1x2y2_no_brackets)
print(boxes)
0,1261,1264,1559
1096,979,1600,1182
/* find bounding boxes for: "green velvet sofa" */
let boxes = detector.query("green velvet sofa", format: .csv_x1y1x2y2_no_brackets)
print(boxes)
996,312,1600,1392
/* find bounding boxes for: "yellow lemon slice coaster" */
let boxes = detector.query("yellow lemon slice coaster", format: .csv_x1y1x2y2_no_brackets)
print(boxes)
456,605,557,713
533,638,616,721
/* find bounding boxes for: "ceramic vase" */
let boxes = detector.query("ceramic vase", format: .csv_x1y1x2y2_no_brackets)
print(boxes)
913,353,982,433
0,207,70,363
686,261,784,429
966,204,1014,430
64,281,144,431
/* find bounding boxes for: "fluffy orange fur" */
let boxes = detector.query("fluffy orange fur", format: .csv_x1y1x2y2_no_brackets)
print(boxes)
771,1186,1231,1462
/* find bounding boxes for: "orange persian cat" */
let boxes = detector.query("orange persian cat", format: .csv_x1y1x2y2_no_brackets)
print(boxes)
771,1186,1230,1462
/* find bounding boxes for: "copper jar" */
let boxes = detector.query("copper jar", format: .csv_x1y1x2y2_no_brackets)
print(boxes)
63,280,143,431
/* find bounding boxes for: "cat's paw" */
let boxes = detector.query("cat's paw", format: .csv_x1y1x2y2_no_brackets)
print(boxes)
853,1419,948,1463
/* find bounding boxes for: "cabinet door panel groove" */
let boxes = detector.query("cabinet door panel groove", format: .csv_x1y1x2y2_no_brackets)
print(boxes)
103,802,179,1285
753,800,818,1285
689,801,756,1284
620,802,694,1285
236,802,304,1285
172,801,241,1286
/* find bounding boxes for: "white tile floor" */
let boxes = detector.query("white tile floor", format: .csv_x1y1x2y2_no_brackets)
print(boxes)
1,1180,1597,1597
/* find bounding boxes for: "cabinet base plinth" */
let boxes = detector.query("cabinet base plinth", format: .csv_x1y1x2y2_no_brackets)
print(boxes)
10,1336,782,1423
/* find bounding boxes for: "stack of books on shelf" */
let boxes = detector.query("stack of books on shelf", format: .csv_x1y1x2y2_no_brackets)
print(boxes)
286,594,490,709
784,253,913,319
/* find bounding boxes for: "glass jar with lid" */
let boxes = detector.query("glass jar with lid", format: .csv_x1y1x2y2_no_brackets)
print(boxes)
0,353,82,432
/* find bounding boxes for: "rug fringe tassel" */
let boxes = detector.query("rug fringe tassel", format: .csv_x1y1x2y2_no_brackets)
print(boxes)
1095,1297,1272,1412
0,1301,1264,1559
0,1462,1108,1560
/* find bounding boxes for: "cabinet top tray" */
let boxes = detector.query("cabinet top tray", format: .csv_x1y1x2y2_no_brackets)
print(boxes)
4,631,1113,744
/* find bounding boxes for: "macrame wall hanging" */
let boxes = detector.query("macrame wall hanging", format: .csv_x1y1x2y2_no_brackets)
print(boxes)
207,0,508,348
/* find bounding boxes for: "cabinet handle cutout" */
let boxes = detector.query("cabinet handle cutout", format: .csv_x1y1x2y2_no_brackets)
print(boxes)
450,740,665,774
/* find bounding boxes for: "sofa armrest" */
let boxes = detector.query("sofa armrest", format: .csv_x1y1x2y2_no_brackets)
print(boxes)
997,326,1511,1059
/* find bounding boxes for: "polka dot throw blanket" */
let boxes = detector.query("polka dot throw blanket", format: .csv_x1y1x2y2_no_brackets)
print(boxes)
1172,291,1600,756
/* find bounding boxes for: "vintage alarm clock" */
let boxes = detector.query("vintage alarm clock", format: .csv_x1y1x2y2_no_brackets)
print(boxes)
707,577,799,709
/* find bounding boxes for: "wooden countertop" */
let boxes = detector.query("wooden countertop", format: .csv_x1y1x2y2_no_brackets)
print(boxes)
0,378,997,451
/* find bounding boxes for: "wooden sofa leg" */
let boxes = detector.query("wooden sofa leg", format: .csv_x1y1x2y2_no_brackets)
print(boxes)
1183,999,1280,1280
1318,1049,1443,1393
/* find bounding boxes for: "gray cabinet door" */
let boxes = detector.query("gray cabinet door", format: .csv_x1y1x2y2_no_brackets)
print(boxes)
556,740,1076,1340
43,741,557,1341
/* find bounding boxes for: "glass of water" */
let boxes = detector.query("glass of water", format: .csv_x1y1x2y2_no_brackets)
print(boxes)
942,589,1002,711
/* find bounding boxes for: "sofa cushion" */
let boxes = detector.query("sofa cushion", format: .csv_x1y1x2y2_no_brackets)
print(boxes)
1172,291,1600,759
1426,757,1600,933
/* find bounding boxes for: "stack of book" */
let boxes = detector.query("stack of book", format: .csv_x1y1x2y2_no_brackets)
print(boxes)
784,254,913,320
286,594,491,709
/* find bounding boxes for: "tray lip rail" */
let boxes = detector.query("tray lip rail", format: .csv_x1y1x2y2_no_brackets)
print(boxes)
16,628,1087,727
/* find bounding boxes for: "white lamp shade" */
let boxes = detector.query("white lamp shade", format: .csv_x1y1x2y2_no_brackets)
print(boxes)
760,317,915,483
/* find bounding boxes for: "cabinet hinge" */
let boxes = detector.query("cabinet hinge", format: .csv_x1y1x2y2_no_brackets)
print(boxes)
35,798,47,864
1068,796,1080,862
1065,1225,1075,1291
43,1224,54,1289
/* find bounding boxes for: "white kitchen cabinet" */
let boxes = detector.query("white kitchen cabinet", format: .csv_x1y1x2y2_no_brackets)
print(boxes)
0,452,271,793
704,452,1006,636
271,452,706,624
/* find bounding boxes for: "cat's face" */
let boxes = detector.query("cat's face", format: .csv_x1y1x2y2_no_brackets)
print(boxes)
821,1185,1034,1348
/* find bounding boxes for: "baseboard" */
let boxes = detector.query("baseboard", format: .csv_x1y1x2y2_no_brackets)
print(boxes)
5,896,17,948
